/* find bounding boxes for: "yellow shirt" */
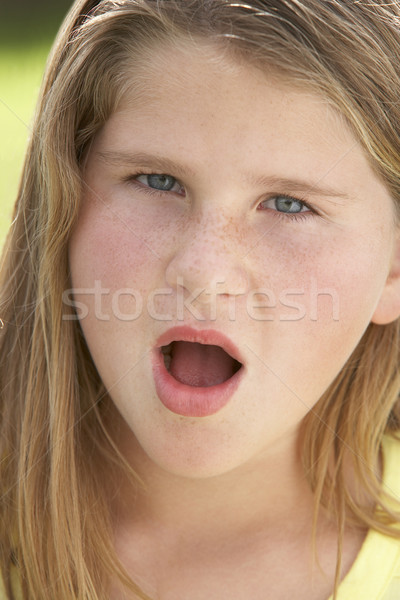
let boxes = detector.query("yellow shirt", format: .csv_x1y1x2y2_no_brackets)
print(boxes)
330,434,400,600
2,436,400,600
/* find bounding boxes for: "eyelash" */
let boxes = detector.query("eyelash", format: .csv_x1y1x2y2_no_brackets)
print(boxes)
124,172,318,222
259,195,317,223
124,172,186,197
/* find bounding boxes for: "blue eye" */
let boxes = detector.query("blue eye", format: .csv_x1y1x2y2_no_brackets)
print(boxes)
135,174,183,193
259,195,310,214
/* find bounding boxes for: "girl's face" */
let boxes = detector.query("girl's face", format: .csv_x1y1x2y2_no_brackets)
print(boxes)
69,43,400,478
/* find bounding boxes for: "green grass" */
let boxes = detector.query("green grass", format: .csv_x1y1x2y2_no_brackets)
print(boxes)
0,44,51,248
0,3,72,250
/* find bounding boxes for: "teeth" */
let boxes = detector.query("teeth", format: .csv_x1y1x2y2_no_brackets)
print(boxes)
161,344,172,372
163,353,172,372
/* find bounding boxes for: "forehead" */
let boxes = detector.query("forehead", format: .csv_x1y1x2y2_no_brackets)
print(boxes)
93,41,392,209
119,40,344,129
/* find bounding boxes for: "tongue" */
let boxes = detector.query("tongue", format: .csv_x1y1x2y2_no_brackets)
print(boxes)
170,342,236,387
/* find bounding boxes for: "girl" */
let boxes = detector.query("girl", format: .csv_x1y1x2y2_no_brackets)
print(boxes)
1,1,400,598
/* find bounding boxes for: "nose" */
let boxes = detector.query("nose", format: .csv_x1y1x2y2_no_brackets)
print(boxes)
165,214,249,303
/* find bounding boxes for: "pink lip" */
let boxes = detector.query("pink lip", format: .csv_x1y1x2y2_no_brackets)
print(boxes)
152,326,244,418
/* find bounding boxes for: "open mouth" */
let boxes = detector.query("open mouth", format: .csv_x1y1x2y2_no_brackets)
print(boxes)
161,341,243,388
152,326,244,417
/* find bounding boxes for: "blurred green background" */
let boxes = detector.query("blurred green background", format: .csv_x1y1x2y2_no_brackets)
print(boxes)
0,1,73,249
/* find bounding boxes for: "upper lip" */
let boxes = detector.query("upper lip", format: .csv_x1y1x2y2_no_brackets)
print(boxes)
155,325,244,365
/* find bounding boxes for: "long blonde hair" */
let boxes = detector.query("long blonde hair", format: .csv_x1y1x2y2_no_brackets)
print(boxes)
1,1,400,598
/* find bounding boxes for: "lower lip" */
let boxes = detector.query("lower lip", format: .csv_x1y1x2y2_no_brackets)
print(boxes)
152,350,243,418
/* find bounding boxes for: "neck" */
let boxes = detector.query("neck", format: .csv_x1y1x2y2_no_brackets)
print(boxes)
108,416,316,542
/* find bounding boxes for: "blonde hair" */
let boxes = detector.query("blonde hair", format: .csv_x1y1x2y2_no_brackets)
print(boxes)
1,1,400,598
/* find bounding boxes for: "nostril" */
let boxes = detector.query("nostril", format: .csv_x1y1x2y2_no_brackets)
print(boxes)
166,268,249,300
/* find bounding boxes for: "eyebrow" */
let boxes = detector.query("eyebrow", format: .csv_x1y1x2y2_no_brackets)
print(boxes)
97,151,196,179
247,174,354,203
97,150,353,203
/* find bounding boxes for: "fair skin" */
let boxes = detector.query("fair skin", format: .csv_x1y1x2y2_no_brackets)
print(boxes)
69,42,400,599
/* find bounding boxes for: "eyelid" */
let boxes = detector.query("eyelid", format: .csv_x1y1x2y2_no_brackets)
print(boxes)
125,171,186,195
258,193,315,213
124,173,319,218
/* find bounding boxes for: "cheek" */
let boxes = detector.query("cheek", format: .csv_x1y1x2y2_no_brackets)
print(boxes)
251,224,385,328
246,226,389,396
68,200,167,377
69,198,171,294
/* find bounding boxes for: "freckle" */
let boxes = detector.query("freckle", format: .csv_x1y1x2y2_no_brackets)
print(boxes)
193,213,202,226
